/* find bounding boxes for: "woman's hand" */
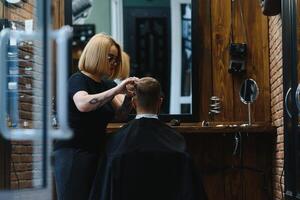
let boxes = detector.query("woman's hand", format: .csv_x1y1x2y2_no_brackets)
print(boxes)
115,77,139,96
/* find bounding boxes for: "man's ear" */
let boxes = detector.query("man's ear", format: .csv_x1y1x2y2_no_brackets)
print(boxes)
159,97,163,106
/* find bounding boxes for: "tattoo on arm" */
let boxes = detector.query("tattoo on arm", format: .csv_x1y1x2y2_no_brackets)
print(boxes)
89,98,99,104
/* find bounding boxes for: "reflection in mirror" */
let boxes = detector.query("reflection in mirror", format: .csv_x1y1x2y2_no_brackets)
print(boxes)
239,79,259,126
71,0,194,116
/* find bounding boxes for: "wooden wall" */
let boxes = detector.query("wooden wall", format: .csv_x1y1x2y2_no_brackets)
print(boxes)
185,132,274,200
195,1,272,198
198,0,270,124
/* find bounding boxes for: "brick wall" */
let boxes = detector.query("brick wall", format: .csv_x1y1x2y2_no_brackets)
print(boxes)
269,15,284,200
10,141,34,189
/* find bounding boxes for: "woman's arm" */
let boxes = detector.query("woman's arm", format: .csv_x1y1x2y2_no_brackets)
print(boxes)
73,77,136,112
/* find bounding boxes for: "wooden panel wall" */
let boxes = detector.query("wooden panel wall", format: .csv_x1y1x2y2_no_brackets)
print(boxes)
198,0,213,121
199,0,270,124
185,132,274,200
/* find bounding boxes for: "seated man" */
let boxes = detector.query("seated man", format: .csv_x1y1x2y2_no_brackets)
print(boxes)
89,77,207,200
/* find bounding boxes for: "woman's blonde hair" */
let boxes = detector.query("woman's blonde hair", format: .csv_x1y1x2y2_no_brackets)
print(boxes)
78,33,122,79
117,51,130,80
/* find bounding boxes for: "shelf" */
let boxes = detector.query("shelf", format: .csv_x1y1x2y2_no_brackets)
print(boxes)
106,121,276,134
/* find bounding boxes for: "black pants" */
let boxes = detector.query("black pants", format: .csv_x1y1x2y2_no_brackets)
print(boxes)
54,148,99,200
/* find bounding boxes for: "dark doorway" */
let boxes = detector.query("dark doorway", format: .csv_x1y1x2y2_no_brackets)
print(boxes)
123,7,171,114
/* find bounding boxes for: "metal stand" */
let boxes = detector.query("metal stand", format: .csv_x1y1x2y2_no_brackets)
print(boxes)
247,103,251,126
241,103,252,127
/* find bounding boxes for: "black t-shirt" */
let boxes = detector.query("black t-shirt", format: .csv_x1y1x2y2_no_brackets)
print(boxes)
54,71,117,153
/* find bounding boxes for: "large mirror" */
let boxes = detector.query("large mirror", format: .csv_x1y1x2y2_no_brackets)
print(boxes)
67,0,198,120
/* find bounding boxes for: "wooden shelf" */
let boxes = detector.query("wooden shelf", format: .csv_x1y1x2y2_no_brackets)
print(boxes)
106,122,276,134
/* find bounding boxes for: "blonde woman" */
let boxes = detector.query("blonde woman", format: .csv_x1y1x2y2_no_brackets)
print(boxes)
53,33,138,200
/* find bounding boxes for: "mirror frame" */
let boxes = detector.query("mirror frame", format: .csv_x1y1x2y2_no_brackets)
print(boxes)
282,0,300,198
239,79,259,104
64,0,200,122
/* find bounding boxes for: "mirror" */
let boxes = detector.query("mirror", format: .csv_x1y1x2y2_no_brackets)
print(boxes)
68,0,198,119
239,79,259,104
239,79,259,126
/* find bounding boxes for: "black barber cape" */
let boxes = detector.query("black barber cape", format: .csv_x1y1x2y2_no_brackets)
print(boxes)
89,118,207,200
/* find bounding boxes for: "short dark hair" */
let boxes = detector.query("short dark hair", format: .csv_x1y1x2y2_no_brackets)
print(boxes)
135,77,161,110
